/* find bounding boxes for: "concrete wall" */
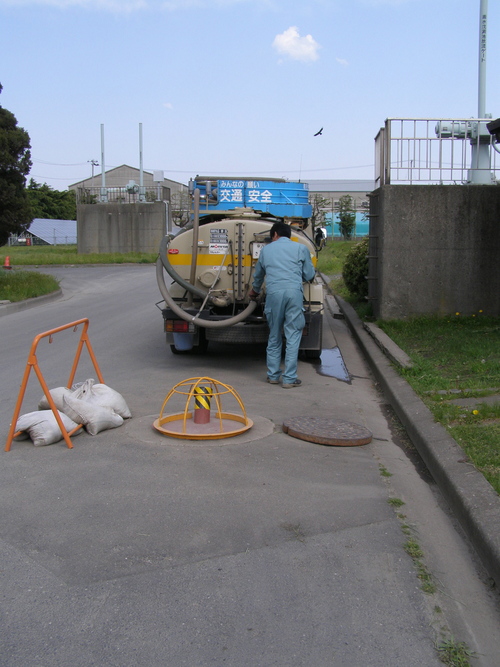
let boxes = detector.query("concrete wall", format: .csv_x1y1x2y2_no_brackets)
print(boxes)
369,185,500,319
77,202,167,254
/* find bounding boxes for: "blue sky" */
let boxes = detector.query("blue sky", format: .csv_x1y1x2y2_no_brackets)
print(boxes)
1,0,498,188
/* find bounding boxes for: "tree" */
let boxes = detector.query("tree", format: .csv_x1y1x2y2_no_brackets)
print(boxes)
171,190,191,228
309,193,330,233
0,84,32,246
27,179,77,220
336,194,356,240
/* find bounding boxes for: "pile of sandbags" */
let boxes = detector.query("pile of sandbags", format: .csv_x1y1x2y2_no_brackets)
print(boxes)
15,378,131,446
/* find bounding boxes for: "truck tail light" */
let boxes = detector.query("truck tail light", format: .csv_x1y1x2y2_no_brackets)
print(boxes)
165,320,195,333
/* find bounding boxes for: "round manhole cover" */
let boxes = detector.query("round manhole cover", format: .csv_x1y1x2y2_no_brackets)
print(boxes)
282,416,372,447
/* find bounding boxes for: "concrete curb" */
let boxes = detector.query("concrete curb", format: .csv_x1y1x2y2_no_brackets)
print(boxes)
363,321,413,369
330,294,500,587
0,288,63,317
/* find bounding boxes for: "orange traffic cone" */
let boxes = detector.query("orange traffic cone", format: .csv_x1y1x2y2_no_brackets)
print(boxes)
3,256,12,270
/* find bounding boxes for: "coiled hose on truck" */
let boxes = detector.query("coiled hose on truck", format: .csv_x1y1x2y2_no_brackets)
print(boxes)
156,235,257,328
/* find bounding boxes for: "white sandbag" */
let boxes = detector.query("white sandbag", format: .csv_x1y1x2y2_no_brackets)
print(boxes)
15,410,82,447
87,384,131,419
38,386,74,411
71,378,95,398
63,394,124,436
72,378,131,419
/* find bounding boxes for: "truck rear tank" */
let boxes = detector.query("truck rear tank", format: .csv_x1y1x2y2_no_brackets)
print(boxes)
156,177,324,356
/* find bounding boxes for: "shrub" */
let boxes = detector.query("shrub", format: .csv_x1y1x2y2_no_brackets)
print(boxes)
342,237,368,298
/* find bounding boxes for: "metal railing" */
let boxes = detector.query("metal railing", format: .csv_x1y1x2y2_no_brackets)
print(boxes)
375,118,500,185
7,234,77,246
76,185,170,204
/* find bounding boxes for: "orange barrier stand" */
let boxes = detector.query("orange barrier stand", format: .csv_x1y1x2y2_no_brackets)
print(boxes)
5,318,105,452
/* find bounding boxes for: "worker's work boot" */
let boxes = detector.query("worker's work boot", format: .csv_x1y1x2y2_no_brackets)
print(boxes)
282,379,302,389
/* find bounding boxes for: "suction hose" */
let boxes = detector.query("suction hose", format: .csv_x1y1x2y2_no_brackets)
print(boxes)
156,257,257,328
158,233,208,300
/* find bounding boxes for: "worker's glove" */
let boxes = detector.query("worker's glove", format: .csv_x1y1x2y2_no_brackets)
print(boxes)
248,289,260,301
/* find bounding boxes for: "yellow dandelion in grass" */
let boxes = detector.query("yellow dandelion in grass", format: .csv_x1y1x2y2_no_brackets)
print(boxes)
455,312,460,316
472,410,479,415
479,309,483,313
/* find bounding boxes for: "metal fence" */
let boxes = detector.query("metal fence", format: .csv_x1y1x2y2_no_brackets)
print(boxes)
375,118,500,185
76,185,170,204
7,234,77,246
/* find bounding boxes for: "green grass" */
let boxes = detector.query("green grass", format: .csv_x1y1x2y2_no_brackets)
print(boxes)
323,243,500,498
404,538,424,559
437,638,475,666
378,314,500,495
315,239,357,277
7,238,350,270
386,497,437,596
0,270,60,302
1,245,157,266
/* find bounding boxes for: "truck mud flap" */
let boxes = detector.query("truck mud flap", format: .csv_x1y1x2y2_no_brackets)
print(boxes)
300,309,323,353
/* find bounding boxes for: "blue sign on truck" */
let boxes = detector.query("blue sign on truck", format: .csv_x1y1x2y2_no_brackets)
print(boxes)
190,176,312,222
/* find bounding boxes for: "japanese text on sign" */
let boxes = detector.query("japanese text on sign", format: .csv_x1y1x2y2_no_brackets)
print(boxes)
219,186,273,205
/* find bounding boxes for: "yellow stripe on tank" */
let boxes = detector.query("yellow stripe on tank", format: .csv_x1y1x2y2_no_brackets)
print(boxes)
167,253,253,267
166,252,317,268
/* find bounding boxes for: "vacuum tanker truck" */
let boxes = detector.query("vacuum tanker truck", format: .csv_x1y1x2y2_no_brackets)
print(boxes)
156,176,324,355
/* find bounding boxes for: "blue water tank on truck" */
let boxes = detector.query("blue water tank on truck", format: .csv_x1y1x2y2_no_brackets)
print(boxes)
156,176,324,355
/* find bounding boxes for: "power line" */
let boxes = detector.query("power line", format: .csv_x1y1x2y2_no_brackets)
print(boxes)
31,174,85,181
31,162,375,184
32,159,89,167
160,164,374,175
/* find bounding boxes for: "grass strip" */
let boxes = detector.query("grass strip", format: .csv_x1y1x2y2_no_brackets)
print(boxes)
0,270,60,302
315,239,357,277
1,245,156,266
378,314,500,495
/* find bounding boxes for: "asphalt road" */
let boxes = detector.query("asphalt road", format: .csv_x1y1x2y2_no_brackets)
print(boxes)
1,265,499,666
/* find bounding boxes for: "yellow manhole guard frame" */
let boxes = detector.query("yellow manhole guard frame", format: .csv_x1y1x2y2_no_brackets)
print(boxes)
153,376,253,440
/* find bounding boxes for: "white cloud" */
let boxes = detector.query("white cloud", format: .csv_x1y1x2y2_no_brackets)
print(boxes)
163,102,174,109
336,57,348,66
272,26,320,63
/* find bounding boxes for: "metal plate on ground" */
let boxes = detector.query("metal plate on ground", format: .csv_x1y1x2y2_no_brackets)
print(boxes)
282,416,372,447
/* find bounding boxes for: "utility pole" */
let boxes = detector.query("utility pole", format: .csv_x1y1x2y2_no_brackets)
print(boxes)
88,159,99,190
470,0,492,183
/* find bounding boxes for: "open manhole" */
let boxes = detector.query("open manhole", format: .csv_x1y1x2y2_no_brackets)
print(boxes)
283,416,372,447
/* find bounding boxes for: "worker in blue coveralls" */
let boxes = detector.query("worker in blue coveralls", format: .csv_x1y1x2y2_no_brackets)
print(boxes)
249,221,316,389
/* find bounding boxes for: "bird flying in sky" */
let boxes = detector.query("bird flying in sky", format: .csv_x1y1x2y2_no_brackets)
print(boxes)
314,127,323,136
